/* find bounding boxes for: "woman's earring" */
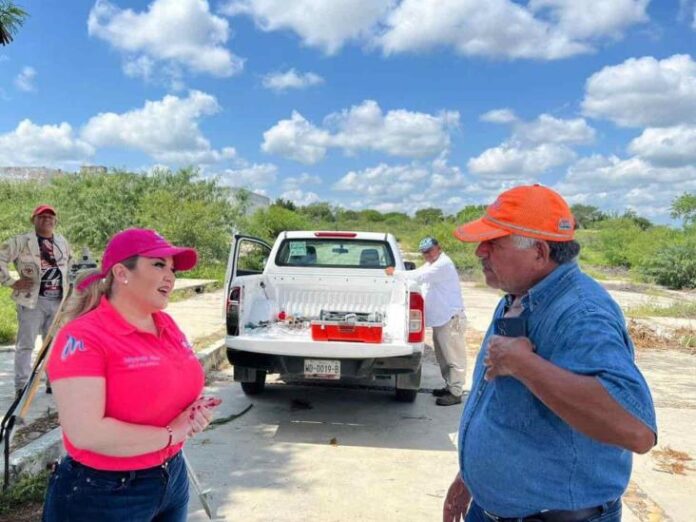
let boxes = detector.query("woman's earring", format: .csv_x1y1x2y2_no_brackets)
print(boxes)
124,280,129,285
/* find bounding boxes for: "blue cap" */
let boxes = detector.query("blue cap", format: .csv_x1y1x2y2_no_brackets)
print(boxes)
418,237,439,252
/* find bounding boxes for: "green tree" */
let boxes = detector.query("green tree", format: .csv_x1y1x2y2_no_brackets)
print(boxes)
671,192,696,226
137,168,237,262
570,204,607,229
51,171,148,249
415,207,444,224
273,198,296,211
299,202,335,222
455,205,486,224
358,209,384,222
243,206,310,241
0,179,48,241
621,209,652,231
0,0,28,45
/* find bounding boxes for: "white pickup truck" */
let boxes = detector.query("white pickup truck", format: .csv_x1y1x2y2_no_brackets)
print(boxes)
223,231,425,402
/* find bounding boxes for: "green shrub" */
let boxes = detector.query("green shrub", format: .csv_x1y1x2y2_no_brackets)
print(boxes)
0,286,16,344
641,243,696,289
242,206,311,242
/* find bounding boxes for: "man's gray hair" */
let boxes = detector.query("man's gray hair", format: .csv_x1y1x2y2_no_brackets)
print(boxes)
510,234,581,265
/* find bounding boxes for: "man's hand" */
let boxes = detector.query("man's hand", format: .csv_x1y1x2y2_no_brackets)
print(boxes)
12,278,33,291
443,473,471,522
484,335,535,381
385,266,395,276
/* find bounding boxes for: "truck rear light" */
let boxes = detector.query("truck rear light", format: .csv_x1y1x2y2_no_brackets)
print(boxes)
314,232,357,238
408,292,424,343
226,286,242,336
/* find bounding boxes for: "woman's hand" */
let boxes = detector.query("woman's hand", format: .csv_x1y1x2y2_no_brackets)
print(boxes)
169,396,223,443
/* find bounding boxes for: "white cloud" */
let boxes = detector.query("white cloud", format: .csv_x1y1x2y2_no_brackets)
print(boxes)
330,156,508,214
516,114,595,145
528,0,648,40
222,0,394,55
480,109,517,124
468,143,576,177
628,125,696,167
14,66,37,92
218,162,278,189
262,100,459,164
282,172,322,190
279,188,320,206
379,0,589,60
261,111,331,164
555,154,696,219
468,113,594,177
262,69,324,92
334,163,429,201
88,0,243,80
81,90,236,164
582,54,696,127
223,0,647,61
0,119,94,166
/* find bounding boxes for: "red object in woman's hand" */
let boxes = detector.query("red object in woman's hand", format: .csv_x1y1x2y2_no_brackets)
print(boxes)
278,311,286,320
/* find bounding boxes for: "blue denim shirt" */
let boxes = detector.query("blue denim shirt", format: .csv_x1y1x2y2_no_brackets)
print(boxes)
458,262,657,517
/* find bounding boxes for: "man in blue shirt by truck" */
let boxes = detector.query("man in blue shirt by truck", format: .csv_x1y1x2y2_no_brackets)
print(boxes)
443,185,656,522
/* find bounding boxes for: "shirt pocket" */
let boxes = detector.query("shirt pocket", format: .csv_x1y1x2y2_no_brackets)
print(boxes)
488,377,538,430
18,254,38,275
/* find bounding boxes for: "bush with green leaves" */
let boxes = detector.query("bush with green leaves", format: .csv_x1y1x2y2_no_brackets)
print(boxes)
641,242,696,289
242,205,311,242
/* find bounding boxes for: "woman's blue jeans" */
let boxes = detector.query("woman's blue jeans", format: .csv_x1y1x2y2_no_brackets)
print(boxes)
465,499,622,522
42,451,189,522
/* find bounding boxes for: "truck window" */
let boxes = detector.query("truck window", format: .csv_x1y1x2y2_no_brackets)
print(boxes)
276,239,394,268
237,240,270,274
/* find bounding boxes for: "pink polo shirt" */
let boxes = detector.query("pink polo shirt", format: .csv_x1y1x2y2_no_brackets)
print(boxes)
47,296,205,471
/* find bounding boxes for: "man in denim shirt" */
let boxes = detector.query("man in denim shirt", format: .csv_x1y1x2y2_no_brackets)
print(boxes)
443,185,657,522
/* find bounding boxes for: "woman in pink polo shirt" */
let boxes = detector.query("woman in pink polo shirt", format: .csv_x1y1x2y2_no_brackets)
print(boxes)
42,228,221,522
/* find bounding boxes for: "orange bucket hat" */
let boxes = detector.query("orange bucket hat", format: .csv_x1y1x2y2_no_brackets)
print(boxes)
454,184,575,243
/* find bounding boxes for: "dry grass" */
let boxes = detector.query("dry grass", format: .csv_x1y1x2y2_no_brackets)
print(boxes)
628,320,696,355
628,320,674,350
652,446,695,475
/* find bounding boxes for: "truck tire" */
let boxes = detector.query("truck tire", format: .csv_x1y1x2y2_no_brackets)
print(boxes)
395,388,418,402
240,370,266,395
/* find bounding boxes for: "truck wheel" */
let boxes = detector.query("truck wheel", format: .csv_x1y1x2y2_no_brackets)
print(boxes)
240,370,266,395
395,388,418,403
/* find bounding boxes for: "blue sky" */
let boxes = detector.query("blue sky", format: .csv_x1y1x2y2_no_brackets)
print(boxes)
1,0,695,222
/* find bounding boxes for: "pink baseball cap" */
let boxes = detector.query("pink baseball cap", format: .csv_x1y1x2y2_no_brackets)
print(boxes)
77,228,198,291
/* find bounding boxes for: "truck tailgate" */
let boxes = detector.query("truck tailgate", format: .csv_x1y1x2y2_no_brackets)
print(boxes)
226,334,423,358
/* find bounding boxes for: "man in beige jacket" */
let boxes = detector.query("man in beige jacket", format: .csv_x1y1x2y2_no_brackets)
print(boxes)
0,205,72,396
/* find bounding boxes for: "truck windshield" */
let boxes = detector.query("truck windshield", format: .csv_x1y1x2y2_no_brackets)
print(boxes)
276,239,395,268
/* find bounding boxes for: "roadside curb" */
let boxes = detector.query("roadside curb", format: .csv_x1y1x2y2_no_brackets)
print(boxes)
7,338,227,485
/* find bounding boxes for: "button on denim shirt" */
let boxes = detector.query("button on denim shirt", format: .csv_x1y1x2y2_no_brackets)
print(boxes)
459,263,657,517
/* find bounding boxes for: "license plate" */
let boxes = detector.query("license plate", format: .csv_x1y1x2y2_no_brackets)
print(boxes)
304,359,340,380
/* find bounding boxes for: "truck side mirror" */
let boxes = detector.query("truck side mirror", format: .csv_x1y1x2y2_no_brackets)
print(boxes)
404,261,416,271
